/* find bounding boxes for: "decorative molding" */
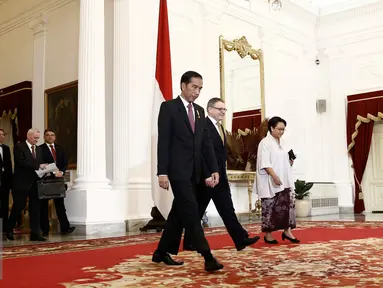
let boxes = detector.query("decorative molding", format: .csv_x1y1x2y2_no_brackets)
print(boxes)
318,1,383,25
196,0,317,47
323,47,346,60
318,26,383,50
29,13,48,35
197,0,229,24
0,0,75,36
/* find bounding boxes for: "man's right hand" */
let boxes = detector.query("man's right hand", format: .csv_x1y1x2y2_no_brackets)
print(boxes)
40,164,48,169
205,177,215,188
158,175,170,190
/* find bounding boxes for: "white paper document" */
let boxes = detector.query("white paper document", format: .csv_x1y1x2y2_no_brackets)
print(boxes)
35,163,59,178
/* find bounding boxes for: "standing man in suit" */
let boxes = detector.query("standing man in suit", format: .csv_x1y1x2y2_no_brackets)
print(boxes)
39,129,75,236
0,128,13,234
183,98,260,251
152,71,223,272
6,128,47,241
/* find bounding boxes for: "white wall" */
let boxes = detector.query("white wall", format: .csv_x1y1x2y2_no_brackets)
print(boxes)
317,0,383,209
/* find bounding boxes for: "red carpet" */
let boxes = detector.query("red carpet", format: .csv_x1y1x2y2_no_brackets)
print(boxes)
2,221,383,287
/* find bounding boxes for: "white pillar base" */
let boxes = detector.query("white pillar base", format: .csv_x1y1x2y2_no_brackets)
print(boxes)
336,181,354,213
65,188,128,235
71,177,110,190
111,180,129,191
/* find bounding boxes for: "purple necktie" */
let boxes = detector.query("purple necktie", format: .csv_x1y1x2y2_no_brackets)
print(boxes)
187,103,195,133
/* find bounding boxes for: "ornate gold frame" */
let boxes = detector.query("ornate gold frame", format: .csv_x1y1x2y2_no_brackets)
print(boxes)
44,80,78,170
219,35,265,127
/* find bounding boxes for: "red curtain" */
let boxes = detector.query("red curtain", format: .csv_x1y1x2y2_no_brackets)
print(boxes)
0,81,33,143
232,108,261,132
346,90,383,213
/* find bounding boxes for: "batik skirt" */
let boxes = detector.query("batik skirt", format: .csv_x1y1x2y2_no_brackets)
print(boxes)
261,188,296,232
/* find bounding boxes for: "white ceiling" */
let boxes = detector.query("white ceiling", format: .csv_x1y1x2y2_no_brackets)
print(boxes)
290,0,382,15
310,0,357,8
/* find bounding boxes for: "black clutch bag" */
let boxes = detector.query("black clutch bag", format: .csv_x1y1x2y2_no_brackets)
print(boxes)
37,177,67,199
288,149,296,161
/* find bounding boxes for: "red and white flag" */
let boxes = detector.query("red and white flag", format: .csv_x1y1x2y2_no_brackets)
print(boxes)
151,0,174,219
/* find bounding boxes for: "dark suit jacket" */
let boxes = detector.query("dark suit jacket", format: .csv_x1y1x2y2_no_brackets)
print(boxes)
13,141,43,191
39,143,68,173
201,117,228,182
157,96,218,182
0,144,13,189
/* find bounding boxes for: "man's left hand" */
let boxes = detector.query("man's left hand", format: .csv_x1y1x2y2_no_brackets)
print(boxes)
55,171,64,177
211,172,219,185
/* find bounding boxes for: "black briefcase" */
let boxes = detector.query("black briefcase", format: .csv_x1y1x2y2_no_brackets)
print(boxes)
37,177,67,199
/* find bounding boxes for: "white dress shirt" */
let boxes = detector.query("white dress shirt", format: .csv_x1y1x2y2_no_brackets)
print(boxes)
207,115,221,135
26,140,34,154
179,95,195,120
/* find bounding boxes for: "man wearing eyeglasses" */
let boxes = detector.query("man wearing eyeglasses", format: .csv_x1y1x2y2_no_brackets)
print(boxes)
183,98,260,251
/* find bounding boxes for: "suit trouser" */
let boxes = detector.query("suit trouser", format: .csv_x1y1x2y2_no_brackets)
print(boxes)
184,179,248,247
7,186,41,235
156,178,211,255
0,185,10,233
40,198,70,233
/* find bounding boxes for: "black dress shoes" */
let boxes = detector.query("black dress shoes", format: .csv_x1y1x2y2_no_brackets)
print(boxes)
30,234,47,241
282,232,300,243
6,232,15,241
264,236,278,244
205,257,224,272
152,251,184,265
236,236,260,251
61,226,76,235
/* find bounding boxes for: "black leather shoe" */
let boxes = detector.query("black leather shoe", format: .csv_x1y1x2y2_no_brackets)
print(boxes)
42,232,49,237
282,232,300,243
205,257,224,272
30,234,47,241
236,236,260,251
264,236,278,244
6,232,15,241
61,226,76,235
152,252,184,265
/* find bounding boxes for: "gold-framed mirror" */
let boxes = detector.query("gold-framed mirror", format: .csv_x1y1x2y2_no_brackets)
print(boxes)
219,35,265,132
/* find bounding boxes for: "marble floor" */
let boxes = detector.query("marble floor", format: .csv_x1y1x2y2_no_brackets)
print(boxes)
2,213,383,248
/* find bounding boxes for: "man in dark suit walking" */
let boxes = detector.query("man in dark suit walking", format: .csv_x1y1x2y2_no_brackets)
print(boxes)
6,128,47,241
0,128,13,234
183,98,260,251
39,129,75,236
152,71,223,272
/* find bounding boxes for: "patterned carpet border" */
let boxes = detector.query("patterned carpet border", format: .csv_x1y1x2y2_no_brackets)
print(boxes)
3,221,383,259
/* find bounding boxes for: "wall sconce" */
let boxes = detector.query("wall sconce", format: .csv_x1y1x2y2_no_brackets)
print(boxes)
269,0,282,10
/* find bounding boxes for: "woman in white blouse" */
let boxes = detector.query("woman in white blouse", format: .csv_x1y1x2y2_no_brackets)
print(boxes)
255,116,300,244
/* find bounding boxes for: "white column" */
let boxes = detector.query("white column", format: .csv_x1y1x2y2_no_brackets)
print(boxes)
29,14,48,135
258,27,277,118
74,0,109,188
325,47,354,211
65,0,126,235
111,0,130,191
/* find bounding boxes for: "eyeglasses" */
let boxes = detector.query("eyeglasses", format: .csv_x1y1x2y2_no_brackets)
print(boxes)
211,107,227,112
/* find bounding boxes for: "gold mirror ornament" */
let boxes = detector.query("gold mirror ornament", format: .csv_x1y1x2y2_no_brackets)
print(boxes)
219,35,265,131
